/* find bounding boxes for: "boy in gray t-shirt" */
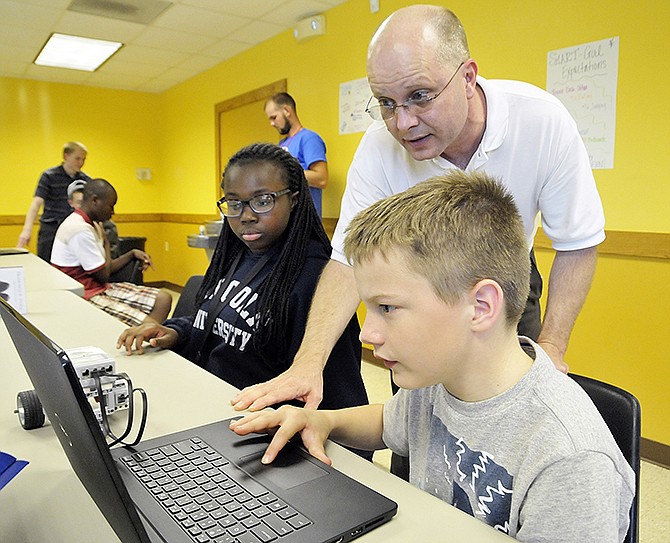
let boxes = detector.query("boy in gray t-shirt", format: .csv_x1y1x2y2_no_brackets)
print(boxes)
230,171,635,541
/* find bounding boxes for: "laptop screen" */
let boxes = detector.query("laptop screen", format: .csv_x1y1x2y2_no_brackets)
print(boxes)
1,297,152,543
2,296,397,543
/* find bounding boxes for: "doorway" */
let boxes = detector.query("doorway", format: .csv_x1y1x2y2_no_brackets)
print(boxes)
214,79,287,197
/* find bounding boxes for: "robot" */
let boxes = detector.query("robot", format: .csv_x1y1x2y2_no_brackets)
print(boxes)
16,347,129,430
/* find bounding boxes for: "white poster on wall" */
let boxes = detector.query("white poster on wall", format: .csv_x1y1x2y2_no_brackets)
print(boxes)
547,36,620,169
339,77,374,135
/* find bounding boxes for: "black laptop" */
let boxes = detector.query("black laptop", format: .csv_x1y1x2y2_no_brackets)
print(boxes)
1,297,397,543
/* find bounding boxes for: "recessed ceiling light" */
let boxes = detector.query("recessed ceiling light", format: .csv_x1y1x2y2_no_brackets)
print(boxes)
34,33,123,72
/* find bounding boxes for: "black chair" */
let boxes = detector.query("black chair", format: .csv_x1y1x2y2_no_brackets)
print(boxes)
109,236,148,285
172,275,204,318
109,259,143,285
569,373,641,543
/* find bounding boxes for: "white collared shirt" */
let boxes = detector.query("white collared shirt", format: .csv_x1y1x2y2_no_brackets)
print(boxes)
332,76,605,264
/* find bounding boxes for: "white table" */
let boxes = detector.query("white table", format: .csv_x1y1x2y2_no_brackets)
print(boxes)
0,290,511,542
0,252,84,296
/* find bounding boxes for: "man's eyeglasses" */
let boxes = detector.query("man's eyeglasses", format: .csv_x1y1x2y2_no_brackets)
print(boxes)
217,188,292,218
365,62,465,122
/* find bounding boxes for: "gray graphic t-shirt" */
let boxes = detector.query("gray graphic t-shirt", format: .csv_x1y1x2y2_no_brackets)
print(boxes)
382,338,634,541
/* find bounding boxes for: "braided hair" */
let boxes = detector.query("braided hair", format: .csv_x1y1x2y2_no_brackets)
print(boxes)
196,143,330,362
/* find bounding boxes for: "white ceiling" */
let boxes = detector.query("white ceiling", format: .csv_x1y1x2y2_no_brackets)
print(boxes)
0,0,348,93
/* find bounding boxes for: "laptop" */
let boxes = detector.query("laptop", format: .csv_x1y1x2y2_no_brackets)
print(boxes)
1,297,397,543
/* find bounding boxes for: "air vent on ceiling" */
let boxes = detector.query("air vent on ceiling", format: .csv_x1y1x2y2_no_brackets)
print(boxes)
67,0,172,25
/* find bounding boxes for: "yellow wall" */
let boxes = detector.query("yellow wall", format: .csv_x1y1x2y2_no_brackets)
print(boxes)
4,1,669,233
1,78,163,216
535,248,670,447
1,0,669,446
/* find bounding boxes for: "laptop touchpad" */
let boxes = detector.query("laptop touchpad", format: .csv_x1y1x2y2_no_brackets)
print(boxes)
237,448,328,490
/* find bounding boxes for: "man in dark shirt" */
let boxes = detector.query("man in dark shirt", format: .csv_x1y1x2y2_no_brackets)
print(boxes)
18,141,91,261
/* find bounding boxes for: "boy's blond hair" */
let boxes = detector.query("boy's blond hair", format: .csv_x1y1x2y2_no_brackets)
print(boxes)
343,171,530,326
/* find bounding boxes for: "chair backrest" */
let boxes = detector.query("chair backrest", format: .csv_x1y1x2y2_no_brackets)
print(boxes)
172,275,204,318
109,259,143,285
569,373,641,543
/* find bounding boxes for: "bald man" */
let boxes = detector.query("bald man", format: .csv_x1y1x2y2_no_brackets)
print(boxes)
233,5,604,417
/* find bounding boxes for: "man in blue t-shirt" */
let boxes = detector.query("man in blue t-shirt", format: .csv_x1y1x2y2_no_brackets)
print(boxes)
264,93,328,217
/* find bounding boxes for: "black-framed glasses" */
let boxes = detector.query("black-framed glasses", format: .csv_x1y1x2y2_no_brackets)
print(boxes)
217,188,292,218
365,62,465,122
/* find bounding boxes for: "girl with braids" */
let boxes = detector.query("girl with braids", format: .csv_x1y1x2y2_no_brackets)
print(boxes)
118,143,368,414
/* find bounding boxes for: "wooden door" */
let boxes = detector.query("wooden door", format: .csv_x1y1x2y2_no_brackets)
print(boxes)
214,79,287,197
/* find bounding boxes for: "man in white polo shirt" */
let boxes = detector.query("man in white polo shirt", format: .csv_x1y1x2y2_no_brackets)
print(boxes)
232,5,604,425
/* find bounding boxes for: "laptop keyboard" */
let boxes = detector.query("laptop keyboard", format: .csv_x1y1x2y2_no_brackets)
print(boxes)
120,437,312,543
